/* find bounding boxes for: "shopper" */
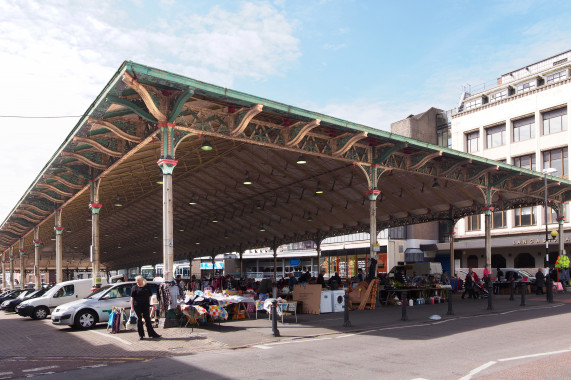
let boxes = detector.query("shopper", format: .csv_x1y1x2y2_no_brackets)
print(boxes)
316,270,327,288
130,275,161,340
535,268,545,295
461,270,475,299
288,273,298,291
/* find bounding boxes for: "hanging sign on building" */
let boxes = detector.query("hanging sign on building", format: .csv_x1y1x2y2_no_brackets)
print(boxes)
289,258,301,266
200,262,224,270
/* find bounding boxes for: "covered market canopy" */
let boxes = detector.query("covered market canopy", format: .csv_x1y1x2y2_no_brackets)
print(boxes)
2,61,571,280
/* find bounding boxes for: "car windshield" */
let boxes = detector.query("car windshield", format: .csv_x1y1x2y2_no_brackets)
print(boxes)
86,285,112,299
27,289,46,299
519,270,533,277
16,291,31,300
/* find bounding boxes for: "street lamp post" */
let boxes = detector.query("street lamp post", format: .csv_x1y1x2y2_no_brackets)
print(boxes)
543,167,557,303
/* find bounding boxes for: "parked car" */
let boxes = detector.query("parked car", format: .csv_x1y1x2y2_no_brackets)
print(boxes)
1,286,52,312
496,268,536,283
17,278,108,320
0,289,28,303
51,281,160,330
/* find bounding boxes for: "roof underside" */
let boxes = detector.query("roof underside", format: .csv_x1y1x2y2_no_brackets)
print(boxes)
2,61,571,270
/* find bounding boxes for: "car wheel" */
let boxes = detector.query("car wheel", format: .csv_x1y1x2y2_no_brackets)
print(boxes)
74,310,97,330
32,306,49,320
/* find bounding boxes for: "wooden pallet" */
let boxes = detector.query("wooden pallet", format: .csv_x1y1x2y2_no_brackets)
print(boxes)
358,281,377,310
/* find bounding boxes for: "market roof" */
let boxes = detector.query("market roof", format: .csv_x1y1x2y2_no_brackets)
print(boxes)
2,61,571,270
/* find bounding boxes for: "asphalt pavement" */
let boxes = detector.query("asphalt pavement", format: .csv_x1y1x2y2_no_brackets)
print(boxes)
1,288,569,379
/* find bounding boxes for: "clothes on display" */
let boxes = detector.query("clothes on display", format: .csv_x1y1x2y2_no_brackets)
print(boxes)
107,307,127,334
157,283,171,318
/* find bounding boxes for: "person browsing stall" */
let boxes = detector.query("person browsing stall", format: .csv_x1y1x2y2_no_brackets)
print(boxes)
130,275,161,340
316,270,327,288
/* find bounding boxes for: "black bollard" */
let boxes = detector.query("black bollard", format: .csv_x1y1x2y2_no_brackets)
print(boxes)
343,294,351,327
520,282,526,306
447,289,454,315
271,300,280,337
401,291,408,321
509,281,515,301
487,280,493,310
546,275,553,303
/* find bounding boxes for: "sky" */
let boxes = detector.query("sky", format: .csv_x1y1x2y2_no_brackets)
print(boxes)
2,0,571,223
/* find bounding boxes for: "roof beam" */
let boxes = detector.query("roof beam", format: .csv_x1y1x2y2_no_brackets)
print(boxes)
36,184,73,197
230,104,263,137
73,137,122,157
122,72,167,122
285,119,321,147
61,152,107,170
88,118,143,143
333,132,368,157
43,174,84,190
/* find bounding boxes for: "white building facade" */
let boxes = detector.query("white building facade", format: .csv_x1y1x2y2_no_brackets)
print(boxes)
449,50,571,270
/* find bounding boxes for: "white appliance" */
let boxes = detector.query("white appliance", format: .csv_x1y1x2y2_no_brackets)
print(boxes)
331,290,345,312
320,291,332,313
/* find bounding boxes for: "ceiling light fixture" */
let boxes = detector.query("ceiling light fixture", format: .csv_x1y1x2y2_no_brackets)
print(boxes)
432,178,440,189
296,154,307,165
201,136,213,151
113,194,123,207
307,212,313,222
259,224,266,232
243,171,252,185
315,181,324,195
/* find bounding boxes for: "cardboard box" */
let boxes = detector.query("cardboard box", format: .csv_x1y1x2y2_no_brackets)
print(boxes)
293,284,322,314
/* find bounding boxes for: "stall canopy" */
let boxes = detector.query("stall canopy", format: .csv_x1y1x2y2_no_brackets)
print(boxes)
2,61,571,271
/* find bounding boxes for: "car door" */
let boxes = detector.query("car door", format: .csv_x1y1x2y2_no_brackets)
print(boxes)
96,284,133,322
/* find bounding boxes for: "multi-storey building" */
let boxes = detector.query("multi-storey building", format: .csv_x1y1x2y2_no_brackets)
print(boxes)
445,50,571,270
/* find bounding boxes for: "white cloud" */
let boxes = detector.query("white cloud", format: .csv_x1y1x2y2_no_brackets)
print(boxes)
0,0,301,224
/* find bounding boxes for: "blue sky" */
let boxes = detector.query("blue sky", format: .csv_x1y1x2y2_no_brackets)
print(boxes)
2,0,571,223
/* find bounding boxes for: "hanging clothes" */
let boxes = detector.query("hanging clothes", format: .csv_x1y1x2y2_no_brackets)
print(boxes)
158,283,171,318
167,282,180,310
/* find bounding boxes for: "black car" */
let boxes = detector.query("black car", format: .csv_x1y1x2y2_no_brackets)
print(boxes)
1,287,51,312
0,289,28,304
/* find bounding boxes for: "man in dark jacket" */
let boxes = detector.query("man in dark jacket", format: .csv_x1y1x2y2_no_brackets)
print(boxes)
535,268,545,294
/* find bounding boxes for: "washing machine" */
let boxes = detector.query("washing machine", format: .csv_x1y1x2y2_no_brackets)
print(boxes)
320,291,332,313
331,290,345,312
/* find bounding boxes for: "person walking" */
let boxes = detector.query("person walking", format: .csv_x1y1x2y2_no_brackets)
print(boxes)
131,275,161,340
461,270,475,299
535,268,545,295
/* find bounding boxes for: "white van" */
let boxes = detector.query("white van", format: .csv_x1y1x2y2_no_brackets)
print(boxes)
16,279,107,320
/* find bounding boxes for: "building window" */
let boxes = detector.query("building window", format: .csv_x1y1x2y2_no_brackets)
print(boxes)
543,147,568,177
492,211,507,229
437,126,450,148
515,81,536,94
543,107,567,135
546,205,558,224
513,154,536,171
463,98,482,111
466,214,481,231
513,116,535,142
546,70,567,85
486,124,506,148
514,207,536,227
466,131,479,153
489,89,508,103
